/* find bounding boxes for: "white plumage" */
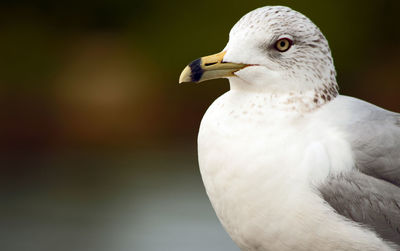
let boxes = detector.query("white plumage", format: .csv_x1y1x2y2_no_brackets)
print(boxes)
180,6,400,251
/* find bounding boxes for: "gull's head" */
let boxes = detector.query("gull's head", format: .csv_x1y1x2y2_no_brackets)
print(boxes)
180,6,338,99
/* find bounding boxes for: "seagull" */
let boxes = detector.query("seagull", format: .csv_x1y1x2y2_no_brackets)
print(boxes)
179,5,400,251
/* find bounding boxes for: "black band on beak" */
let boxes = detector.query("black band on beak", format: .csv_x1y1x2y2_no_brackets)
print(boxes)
189,58,204,82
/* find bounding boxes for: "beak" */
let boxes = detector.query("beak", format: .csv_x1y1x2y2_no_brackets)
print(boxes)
179,51,248,83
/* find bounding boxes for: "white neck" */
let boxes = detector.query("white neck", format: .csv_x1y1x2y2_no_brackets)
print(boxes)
228,77,338,113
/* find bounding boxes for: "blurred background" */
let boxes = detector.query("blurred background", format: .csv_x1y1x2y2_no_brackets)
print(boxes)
1,0,399,250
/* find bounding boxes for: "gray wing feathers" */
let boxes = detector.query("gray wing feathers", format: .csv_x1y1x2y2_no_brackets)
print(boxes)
319,171,400,245
335,96,400,186
318,96,400,245
350,112,400,186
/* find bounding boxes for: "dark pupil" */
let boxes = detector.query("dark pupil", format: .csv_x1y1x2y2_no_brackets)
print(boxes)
280,41,286,47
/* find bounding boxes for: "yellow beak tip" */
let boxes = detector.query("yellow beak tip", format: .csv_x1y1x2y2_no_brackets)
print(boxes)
179,65,192,84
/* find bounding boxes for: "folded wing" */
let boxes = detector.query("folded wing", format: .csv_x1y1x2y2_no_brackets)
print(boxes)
318,96,400,245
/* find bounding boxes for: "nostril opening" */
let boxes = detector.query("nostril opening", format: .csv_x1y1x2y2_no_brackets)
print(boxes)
205,62,217,66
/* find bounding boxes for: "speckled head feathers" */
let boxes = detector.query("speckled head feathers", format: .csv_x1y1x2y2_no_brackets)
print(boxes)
224,6,338,105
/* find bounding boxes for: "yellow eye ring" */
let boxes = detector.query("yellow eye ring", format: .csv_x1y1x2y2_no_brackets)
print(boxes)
275,38,293,52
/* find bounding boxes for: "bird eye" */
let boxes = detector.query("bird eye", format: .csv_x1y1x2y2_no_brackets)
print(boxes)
275,38,293,52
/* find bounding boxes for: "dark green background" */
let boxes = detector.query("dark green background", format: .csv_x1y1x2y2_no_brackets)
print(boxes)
1,1,399,250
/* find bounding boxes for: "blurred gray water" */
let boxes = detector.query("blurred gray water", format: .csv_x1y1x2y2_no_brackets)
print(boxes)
1,149,239,251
